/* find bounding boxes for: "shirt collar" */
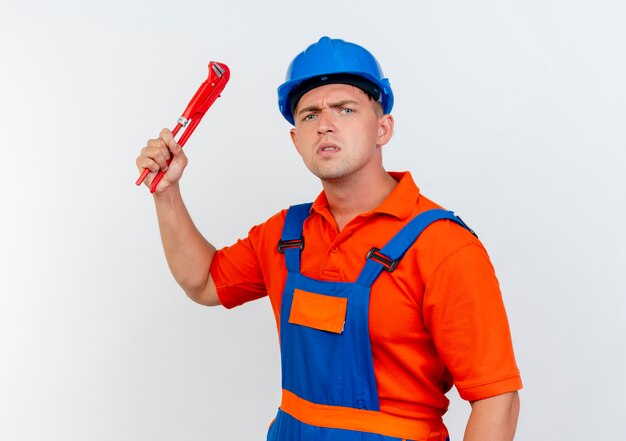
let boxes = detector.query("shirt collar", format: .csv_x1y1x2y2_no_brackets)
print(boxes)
311,171,420,222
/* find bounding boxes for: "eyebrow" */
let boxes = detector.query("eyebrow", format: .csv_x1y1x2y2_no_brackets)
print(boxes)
297,100,360,116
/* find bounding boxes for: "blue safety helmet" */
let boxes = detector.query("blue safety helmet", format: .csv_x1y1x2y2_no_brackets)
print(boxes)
278,36,394,125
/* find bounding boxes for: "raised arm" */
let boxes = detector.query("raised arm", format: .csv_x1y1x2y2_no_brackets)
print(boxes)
136,128,220,306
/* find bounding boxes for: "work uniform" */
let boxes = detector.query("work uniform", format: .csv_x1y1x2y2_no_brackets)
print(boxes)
210,172,522,440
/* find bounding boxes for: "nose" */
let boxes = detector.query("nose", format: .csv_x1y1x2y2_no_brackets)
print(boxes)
316,110,335,135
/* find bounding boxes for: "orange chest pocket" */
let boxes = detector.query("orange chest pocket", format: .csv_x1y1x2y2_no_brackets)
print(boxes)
288,289,348,334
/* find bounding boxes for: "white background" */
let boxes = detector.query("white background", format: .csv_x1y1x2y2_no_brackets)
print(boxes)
1,0,625,439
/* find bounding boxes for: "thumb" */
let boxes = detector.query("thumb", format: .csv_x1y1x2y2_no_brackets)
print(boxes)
169,139,184,157
169,139,188,166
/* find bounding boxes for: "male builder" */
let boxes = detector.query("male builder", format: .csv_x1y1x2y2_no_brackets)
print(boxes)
136,37,522,440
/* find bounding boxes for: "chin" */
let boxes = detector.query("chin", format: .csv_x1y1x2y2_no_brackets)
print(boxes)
308,163,353,181
312,169,349,181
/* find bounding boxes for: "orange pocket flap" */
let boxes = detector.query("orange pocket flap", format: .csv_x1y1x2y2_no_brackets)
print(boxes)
288,289,348,334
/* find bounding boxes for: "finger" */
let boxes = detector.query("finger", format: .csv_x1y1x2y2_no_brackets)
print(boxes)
159,128,175,145
136,156,161,174
147,138,172,163
137,147,163,171
142,139,172,167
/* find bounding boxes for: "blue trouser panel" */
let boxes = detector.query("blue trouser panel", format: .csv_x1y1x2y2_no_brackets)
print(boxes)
268,203,471,441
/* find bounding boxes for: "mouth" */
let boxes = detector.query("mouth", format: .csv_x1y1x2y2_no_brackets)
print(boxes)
317,142,340,154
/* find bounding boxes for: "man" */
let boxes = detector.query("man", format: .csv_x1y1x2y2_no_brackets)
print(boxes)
136,36,522,441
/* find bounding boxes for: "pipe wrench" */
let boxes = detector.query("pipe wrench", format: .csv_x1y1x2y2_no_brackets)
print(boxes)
136,61,230,193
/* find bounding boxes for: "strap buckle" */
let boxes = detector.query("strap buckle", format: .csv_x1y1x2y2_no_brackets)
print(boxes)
278,237,305,253
366,247,400,272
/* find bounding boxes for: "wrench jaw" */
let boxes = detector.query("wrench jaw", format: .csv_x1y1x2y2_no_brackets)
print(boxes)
196,62,230,116
179,61,230,123
212,62,225,78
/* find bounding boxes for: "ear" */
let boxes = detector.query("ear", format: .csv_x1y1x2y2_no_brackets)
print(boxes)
290,127,303,156
376,114,394,147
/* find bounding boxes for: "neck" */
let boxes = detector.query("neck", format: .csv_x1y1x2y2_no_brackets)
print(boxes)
322,167,397,231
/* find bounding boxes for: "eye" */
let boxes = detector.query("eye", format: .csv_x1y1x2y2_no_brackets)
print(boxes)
303,113,317,121
341,108,354,114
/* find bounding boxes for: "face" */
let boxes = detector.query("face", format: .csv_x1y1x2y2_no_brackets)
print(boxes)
290,83,393,183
